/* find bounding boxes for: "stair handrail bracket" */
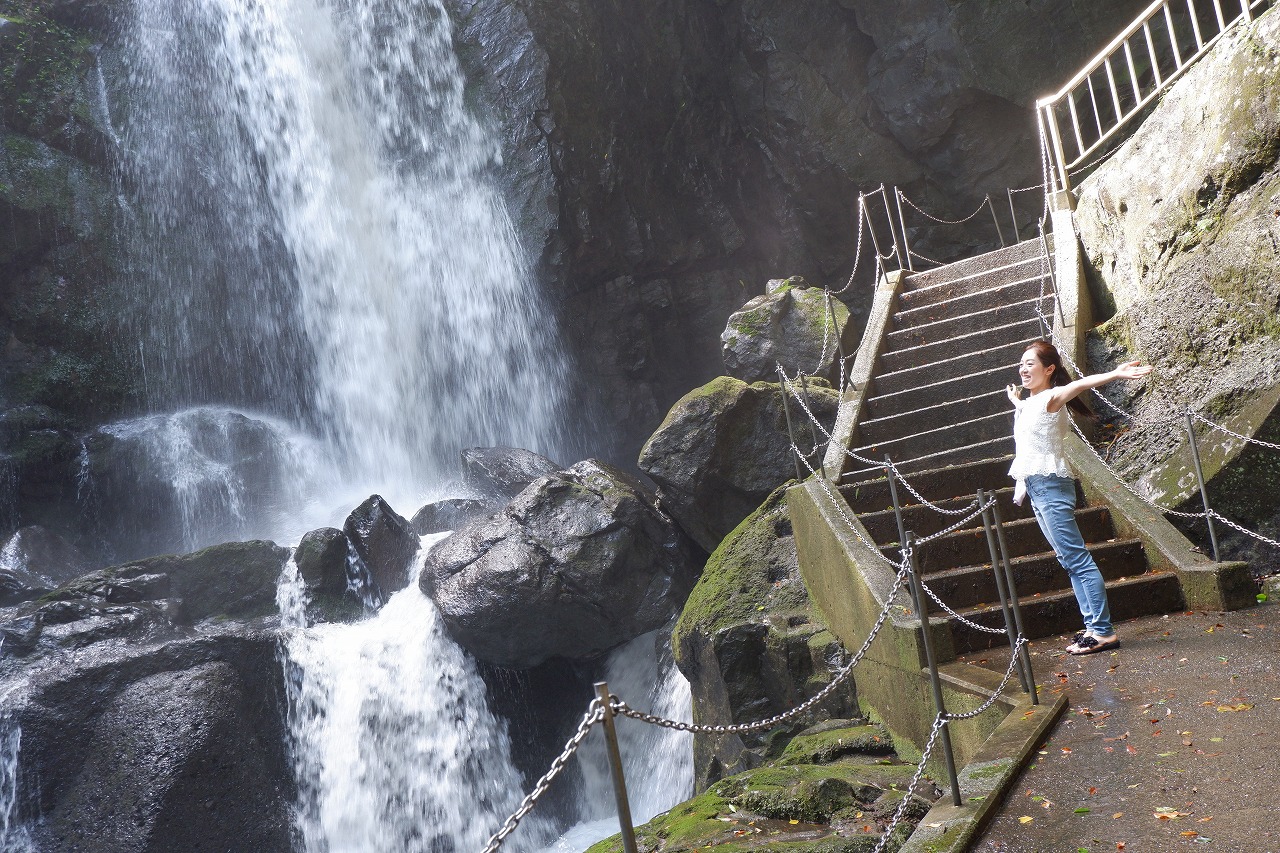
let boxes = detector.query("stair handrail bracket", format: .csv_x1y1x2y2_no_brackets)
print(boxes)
1038,0,1265,193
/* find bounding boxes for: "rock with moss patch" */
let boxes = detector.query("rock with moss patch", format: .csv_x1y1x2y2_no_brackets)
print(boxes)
722,277,850,384
639,377,838,552
422,459,702,668
0,525,96,605
673,487,859,790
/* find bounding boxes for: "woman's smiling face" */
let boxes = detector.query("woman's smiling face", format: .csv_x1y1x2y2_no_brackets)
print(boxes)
1019,348,1055,393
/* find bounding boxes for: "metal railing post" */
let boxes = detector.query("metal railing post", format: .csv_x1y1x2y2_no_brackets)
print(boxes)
825,290,847,387
1185,412,1221,561
885,457,909,553
1007,187,1021,242
798,374,827,480
893,187,915,272
988,492,1039,704
986,194,1007,247
977,490,1032,696
595,682,640,853
778,368,804,481
1241,0,1253,21
877,184,907,272
904,530,962,807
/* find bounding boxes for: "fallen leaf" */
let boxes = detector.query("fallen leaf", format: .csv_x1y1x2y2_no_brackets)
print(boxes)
1019,816,1034,824
1112,812,1125,819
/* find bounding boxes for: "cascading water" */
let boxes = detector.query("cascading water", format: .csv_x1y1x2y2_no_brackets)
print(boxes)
277,550,557,852
0,682,34,853
113,0,571,520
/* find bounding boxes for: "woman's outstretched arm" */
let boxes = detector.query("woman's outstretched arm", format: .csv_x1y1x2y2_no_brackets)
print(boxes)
1045,361,1153,413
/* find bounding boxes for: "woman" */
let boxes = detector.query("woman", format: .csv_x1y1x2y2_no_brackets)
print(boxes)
1006,340,1152,656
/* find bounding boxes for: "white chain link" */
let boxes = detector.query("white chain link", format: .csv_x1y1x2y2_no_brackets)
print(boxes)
944,636,1029,721
1190,410,1280,451
872,716,946,853
481,700,605,853
897,189,991,226
918,577,1010,636
833,198,869,295
1209,510,1280,550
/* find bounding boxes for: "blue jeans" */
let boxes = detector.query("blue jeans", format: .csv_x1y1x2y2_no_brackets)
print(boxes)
1025,474,1114,637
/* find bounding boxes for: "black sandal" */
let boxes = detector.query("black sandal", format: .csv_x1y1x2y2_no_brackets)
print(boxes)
1067,634,1120,655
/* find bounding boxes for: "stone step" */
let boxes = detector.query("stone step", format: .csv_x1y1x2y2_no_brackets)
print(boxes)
841,456,1014,512
899,238,1047,298
919,537,1145,613
856,485,1033,544
853,410,1011,467
898,264,1052,317
865,364,1014,420
885,296,1056,353
873,338,1040,397
902,507,1114,573
858,389,1009,447
948,571,1185,653
880,317,1046,374
842,436,1015,482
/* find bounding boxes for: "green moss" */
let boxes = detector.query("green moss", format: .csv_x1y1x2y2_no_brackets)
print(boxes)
777,725,894,766
0,10,96,139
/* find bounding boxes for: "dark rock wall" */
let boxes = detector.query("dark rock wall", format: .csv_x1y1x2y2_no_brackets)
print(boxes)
447,0,1152,461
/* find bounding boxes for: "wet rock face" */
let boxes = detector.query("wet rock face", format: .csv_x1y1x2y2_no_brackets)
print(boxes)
638,376,839,553
671,488,858,791
343,495,420,607
460,446,561,499
422,459,703,668
1073,11,1280,570
448,0,1152,463
10,633,294,853
0,525,95,606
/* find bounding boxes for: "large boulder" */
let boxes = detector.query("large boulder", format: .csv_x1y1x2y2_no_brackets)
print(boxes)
42,539,290,625
422,460,702,668
9,632,294,853
460,446,561,499
293,527,349,595
343,496,420,606
721,277,851,383
672,487,859,791
639,376,839,552
410,498,494,535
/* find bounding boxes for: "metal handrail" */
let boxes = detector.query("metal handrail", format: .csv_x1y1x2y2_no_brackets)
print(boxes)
1037,0,1267,193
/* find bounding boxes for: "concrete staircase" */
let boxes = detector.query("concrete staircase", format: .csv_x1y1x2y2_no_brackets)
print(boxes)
837,239,1183,652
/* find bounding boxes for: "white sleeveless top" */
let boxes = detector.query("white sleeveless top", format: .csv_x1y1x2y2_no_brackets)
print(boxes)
1008,390,1072,501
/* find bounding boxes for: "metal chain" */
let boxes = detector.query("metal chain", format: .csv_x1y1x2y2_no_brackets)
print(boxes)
912,498,994,546
1068,419,1209,519
833,199,869,295
614,554,914,735
918,578,1009,636
883,458,979,516
872,715,946,853
897,189,990,226
944,636,1028,721
1190,410,1280,451
481,700,605,853
1008,184,1043,195
810,291,835,377
1209,510,1280,550
907,247,950,268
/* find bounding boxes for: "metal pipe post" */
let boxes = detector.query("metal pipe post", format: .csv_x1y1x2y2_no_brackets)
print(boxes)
1007,188,1021,243
989,495,1038,704
893,188,915,271
826,290,847,384
987,195,1007,247
778,368,804,481
1185,412,1221,561
977,490,1032,695
885,457,909,553
798,374,826,480
595,682,639,853
904,530,962,807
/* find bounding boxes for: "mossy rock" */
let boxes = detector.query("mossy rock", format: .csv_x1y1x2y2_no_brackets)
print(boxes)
585,761,923,853
777,724,895,766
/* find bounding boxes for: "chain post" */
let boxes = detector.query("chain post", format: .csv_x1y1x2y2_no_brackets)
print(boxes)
825,290,846,385
893,187,914,271
986,194,1007,247
1185,412,1221,561
989,494,1037,704
904,530,962,806
595,683,639,853
884,456,909,554
797,374,826,481
1007,187,1021,242
977,490,1033,697
777,368,804,481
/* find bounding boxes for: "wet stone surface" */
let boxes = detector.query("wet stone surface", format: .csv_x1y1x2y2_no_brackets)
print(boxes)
971,605,1280,853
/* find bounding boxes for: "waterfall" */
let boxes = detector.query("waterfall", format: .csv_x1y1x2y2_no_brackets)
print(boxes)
543,633,694,852
113,0,570,519
278,543,557,852
0,682,33,853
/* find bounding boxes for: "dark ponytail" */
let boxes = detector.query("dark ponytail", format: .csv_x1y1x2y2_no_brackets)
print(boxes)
1026,340,1093,417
